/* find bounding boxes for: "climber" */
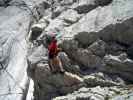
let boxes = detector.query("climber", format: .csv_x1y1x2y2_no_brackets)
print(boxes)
48,36,65,74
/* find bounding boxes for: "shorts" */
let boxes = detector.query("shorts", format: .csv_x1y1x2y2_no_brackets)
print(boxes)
48,54,55,59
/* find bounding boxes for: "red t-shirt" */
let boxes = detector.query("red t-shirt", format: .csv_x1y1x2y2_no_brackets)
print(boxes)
48,41,57,56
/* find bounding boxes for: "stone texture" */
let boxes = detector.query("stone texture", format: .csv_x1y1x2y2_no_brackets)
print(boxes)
73,0,113,14
87,39,106,57
105,42,126,56
60,0,74,6
62,0,133,44
27,45,48,77
100,54,133,82
59,9,81,24
0,0,49,100
60,40,103,69
33,62,84,100
99,18,133,45
53,86,133,100
75,48,103,68
30,18,49,41
83,72,124,87
73,0,97,14
58,52,81,74
95,0,113,6
74,32,99,47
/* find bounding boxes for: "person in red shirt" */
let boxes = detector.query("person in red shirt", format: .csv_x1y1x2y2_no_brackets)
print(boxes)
48,36,65,74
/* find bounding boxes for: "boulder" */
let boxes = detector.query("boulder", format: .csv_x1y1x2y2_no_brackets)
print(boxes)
35,1,50,18
59,9,81,24
28,45,48,65
74,32,99,47
60,0,74,6
45,18,67,34
58,52,81,74
27,45,48,77
75,48,103,68
73,0,97,14
87,39,106,57
99,18,133,45
100,53,133,82
60,40,103,69
30,18,49,41
60,39,79,58
34,62,84,100
51,6,65,19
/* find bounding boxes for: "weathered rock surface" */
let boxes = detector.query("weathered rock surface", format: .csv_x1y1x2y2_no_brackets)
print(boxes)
100,53,133,82
59,9,81,24
75,48,103,68
0,4,31,100
60,40,103,69
72,0,113,14
0,0,11,6
58,52,81,74
105,42,126,55
27,45,48,77
74,32,99,47
87,39,106,57
30,18,49,41
73,0,97,14
84,72,124,87
62,0,133,43
53,86,133,100
33,63,84,100
0,0,51,100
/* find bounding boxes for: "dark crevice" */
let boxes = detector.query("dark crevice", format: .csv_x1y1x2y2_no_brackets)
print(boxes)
95,0,113,6
0,0,12,7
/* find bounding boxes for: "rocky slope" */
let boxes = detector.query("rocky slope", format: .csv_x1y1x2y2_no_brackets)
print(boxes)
1,0,133,100
27,0,133,100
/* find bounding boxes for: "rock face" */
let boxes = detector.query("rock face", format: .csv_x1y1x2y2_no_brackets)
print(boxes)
0,0,51,100
0,3,31,100
27,0,133,100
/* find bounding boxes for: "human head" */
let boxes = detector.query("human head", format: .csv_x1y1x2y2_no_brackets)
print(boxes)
52,36,57,43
